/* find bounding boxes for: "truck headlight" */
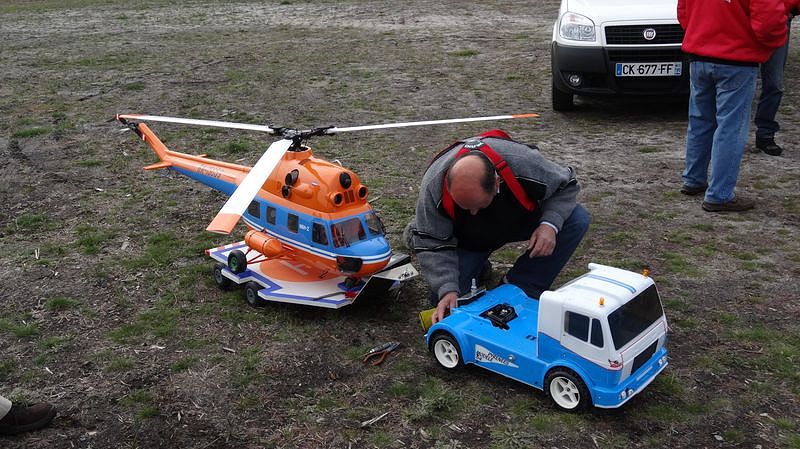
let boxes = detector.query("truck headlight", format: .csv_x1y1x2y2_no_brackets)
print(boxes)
559,12,596,42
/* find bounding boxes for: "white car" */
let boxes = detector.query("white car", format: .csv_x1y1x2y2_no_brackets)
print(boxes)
550,0,689,111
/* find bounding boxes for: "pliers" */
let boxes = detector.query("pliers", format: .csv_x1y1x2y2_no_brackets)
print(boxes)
362,341,401,366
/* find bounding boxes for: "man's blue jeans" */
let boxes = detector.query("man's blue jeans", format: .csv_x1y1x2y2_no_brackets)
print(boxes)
755,19,791,140
682,61,757,204
449,204,590,301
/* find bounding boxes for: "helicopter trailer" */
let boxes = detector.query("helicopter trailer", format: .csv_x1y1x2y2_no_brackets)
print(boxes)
206,241,418,308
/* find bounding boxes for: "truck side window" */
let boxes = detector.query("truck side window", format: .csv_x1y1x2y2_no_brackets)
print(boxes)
590,318,604,347
565,311,589,341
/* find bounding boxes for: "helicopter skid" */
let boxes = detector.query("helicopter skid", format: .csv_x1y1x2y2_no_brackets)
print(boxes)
206,241,418,308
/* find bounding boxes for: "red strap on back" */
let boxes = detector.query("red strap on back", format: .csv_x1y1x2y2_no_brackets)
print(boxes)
441,131,536,220
477,129,511,140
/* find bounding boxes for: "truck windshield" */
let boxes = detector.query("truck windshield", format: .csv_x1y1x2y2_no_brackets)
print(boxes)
607,284,664,350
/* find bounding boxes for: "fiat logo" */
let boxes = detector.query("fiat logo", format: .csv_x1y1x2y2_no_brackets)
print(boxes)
643,28,657,40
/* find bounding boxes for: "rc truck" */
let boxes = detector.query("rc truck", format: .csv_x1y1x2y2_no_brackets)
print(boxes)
425,263,668,411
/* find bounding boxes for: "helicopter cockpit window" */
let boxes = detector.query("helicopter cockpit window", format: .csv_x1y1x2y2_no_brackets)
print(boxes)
247,200,260,219
364,212,385,236
331,218,366,248
312,222,329,246
266,207,276,225
287,213,299,233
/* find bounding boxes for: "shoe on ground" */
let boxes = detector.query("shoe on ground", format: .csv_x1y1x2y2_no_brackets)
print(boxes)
0,403,56,435
680,183,708,196
702,196,755,212
756,137,783,156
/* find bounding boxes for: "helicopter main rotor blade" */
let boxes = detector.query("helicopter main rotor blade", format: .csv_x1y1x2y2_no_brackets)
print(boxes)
116,114,276,134
328,113,539,133
206,139,293,234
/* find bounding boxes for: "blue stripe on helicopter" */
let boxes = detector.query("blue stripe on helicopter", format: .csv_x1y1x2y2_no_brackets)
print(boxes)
173,167,391,263
243,218,391,263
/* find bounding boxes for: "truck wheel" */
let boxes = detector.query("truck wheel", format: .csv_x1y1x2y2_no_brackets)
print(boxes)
243,281,264,308
545,369,590,411
430,333,463,370
212,263,234,291
552,80,575,112
227,250,248,274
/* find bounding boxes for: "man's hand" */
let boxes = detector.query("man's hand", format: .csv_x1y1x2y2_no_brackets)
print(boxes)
527,224,557,258
431,291,459,324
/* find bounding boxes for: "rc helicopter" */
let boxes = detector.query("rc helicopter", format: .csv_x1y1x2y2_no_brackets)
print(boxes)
116,112,538,308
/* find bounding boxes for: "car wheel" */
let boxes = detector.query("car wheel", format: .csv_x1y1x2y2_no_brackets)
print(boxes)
430,333,463,370
552,79,575,112
545,369,590,411
227,250,248,274
212,263,234,290
243,281,264,307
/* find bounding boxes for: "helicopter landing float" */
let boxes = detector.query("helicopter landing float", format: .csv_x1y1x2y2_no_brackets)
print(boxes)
115,112,538,307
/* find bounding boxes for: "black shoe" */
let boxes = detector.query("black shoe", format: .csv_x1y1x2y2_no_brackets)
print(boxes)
756,137,783,156
0,403,56,435
680,183,708,196
702,195,755,212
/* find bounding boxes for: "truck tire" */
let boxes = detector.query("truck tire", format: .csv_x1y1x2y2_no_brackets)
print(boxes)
552,79,575,112
243,281,264,308
545,368,590,411
430,332,463,370
227,250,248,274
212,263,234,291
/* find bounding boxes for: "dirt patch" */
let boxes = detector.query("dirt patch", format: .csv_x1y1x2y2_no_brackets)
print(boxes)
1,1,799,448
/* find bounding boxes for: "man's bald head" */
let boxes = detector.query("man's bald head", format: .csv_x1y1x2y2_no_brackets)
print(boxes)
446,152,498,215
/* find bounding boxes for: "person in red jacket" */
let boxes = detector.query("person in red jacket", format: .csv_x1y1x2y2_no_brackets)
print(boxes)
753,0,800,156
678,0,787,212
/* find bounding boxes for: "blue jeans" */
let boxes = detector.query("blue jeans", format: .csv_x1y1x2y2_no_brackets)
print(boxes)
448,204,590,301
682,61,757,204
755,19,791,140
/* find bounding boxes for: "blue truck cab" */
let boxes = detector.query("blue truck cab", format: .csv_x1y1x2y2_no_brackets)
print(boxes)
425,263,668,411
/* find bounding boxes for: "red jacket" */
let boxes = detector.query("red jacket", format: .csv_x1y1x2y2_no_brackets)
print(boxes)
787,0,800,15
678,0,787,63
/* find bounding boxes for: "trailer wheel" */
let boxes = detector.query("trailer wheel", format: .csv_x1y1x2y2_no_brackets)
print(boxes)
227,250,248,274
430,333,463,370
243,281,264,308
545,369,590,411
212,263,234,290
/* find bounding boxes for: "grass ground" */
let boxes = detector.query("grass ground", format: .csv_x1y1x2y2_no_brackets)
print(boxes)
1,1,799,448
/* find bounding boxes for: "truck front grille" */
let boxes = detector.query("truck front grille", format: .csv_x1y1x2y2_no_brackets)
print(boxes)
605,24,684,45
631,340,658,375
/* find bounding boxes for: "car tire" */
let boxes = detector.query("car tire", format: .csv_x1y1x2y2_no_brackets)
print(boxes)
430,332,463,370
227,250,248,274
243,281,264,308
552,79,575,112
545,368,590,411
212,263,234,291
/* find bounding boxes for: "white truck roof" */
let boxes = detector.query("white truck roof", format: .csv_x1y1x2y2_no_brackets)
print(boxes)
538,263,655,339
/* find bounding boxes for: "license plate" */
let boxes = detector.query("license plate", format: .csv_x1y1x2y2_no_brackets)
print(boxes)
615,62,682,77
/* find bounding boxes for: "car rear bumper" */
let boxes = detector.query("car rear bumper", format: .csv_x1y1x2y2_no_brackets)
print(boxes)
551,42,690,96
